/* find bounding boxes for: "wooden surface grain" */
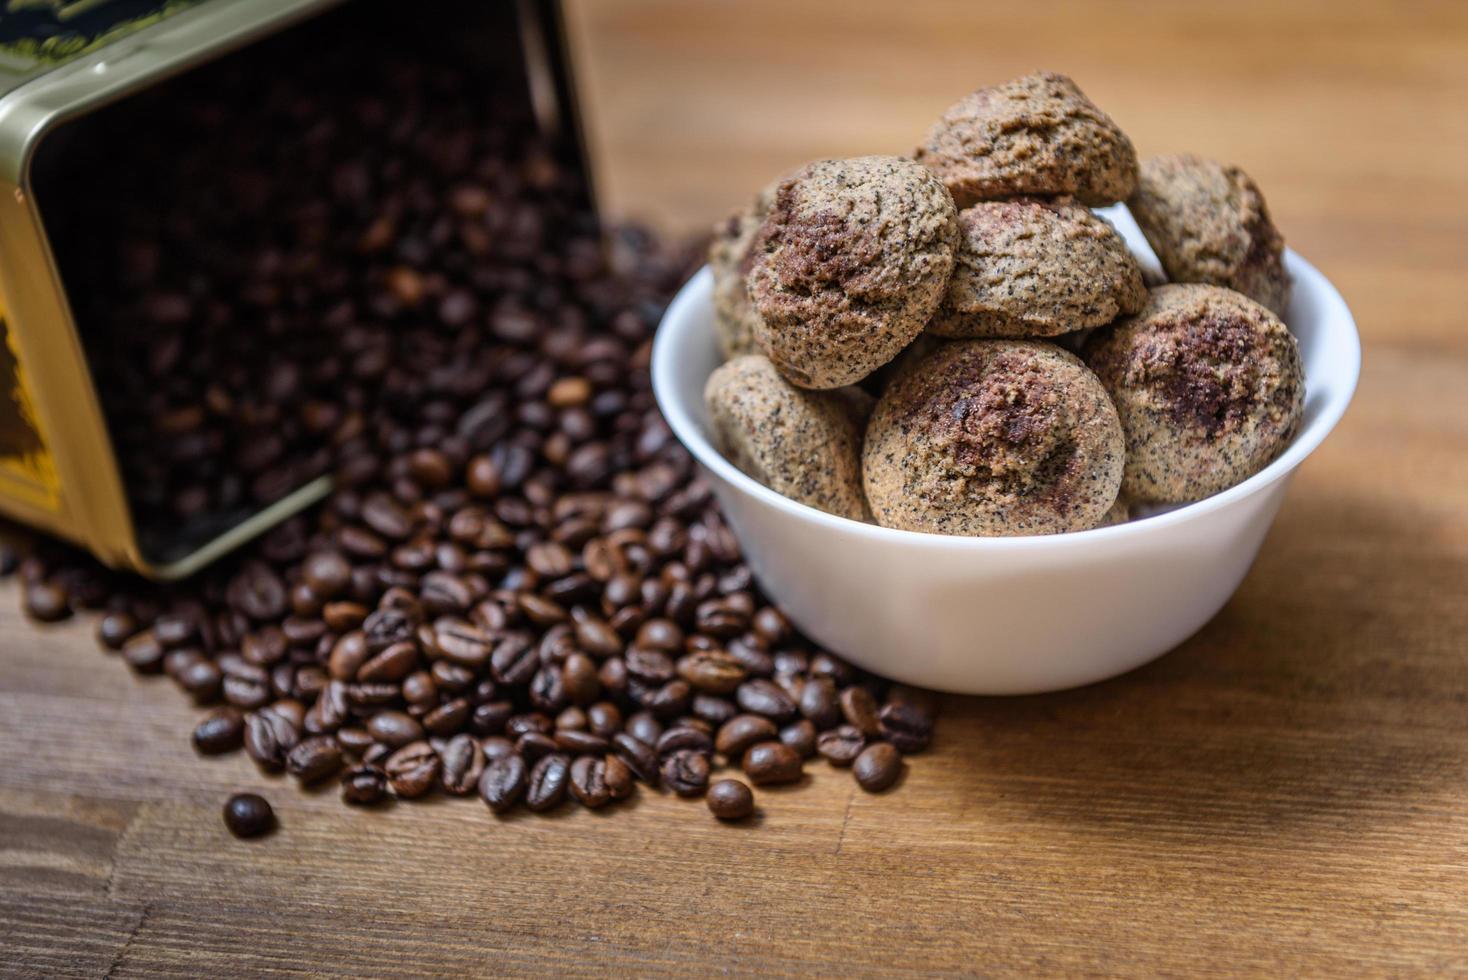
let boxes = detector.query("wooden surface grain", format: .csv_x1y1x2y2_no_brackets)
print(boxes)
5,1,1468,975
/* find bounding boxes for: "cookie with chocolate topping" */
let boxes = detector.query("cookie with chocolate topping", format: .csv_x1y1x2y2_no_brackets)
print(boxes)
915,72,1138,208
863,340,1124,536
1128,155,1290,316
1084,284,1304,503
705,354,871,521
747,155,959,390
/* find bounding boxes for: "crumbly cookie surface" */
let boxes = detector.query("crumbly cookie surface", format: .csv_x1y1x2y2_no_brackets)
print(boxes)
747,155,958,390
708,183,777,359
1084,284,1304,503
929,198,1145,338
915,72,1138,208
704,355,870,521
863,340,1124,536
1128,155,1290,316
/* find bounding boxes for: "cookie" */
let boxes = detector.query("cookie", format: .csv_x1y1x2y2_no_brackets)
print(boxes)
708,183,777,359
863,340,1124,536
915,72,1138,208
1127,155,1290,316
1093,496,1131,528
747,155,959,390
704,354,870,521
929,198,1146,338
1084,284,1304,504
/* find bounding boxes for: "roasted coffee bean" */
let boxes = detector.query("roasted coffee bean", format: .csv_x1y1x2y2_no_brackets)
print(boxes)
715,714,779,760
635,618,683,652
422,698,472,736
223,793,273,838
516,731,559,764
569,755,611,808
525,752,571,811
780,720,817,759
358,640,417,683
878,699,934,754
853,742,903,792
691,694,738,726
481,735,516,763
228,562,287,621
839,686,881,736
336,726,374,756
676,650,746,694
303,551,352,598
572,614,622,658
752,607,791,646
656,726,714,758
341,765,389,806
178,659,223,704
624,710,663,747
553,730,610,755
286,736,343,784
798,677,841,729
808,652,854,686
490,632,538,685
384,741,439,799
816,725,866,767
611,732,659,786
96,611,138,650
735,679,797,722
529,664,567,713
505,713,552,739
603,754,635,801
439,734,485,796
742,741,803,786
661,749,710,797
586,702,622,738
480,754,528,813
192,708,245,755
367,711,424,749
244,709,299,770
122,630,166,674
706,779,755,820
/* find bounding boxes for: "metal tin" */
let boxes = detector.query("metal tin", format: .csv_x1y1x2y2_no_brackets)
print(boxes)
0,0,589,578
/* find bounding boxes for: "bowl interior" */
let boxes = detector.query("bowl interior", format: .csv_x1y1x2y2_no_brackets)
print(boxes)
653,204,1361,544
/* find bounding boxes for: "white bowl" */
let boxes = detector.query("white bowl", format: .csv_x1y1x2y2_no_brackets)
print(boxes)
652,210,1360,694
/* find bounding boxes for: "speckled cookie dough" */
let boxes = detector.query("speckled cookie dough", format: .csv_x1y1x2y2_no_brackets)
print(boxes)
747,155,959,390
915,72,1138,208
929,198,1146,339
705,355,870,521
1128,155,1291,316
863,340,1124,536
1093,496,1131,528
1084,284,1304,504
708,183,777,359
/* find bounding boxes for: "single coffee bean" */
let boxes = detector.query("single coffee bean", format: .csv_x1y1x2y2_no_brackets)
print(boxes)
676,650,746,694
96,611,138,650
706,779,755,820
715,714,778,760
192,708,245,755
692,694,737,726
853,742,902,792
516,731,559,764
780,719,817,759
23,582,70,622
878,696,935,754
839,686,881,736
367,711,424,749
439,734,485,796
122,630,166,674
178,659,223,704
569,755,611,808
624,710,663,747
661,749,710,797
735,679,797,722
384,741,439,799
479,754,528,813
603,754,635,801
586,701,622,738
798,677,841,729
222,793,274,839
341,765,389,806
244,709,299,770
525,753,571,812
553,730,610,755
817,725,866,767
611,732,660,786
286,736,343,784
742,741,803,785
656,726,714,758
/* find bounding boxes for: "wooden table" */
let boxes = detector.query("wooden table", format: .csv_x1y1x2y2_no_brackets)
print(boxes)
5,1,1468,974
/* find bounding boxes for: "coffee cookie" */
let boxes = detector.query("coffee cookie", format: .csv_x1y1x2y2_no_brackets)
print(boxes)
863,340,1124,536
915,72,1138,208
747,155,959,390
705,354,870,521
1128,155,1290,316
708,183,777,359
1084,284,1304,503
929,198,1146,338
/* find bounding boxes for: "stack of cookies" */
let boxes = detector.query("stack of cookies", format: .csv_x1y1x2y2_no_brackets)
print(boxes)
705,71,1304,537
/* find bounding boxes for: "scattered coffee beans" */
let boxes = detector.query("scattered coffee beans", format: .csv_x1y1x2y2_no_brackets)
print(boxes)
0,41,941,831
222,793,274,838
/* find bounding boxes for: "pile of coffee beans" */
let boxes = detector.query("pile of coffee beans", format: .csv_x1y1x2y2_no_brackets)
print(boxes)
0,35,938,825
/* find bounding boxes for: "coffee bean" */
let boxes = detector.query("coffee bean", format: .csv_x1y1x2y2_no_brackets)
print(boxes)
839,686,882,736
677,650,746,694
553,730,609,755
816,725,866,767
222,793,273,838
367,711,424,749
286,736,343,784
611,732,659,786
23,581,70,622
662,749,710,797
569,755,611,807
798,677,841,729
706,779,755,820
303,551,352,598
341,765,389,806
526,753,570,811
780,720,817,759
624,710,663,747
490,632,538,685
735,679,797,722
192,708,245,755
96,611,138,650
586,702,622,738
384,741,439,799
244,709,299,770
715,714,778,760
122,630,166,674
878,699,934,754
439,734,485,796
656,726,713,758
742,741,803,786
516,731,559,765
853,742,902,792
603,754,635,801
479,755,528,813
691,694,737,726
178,659,223,704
